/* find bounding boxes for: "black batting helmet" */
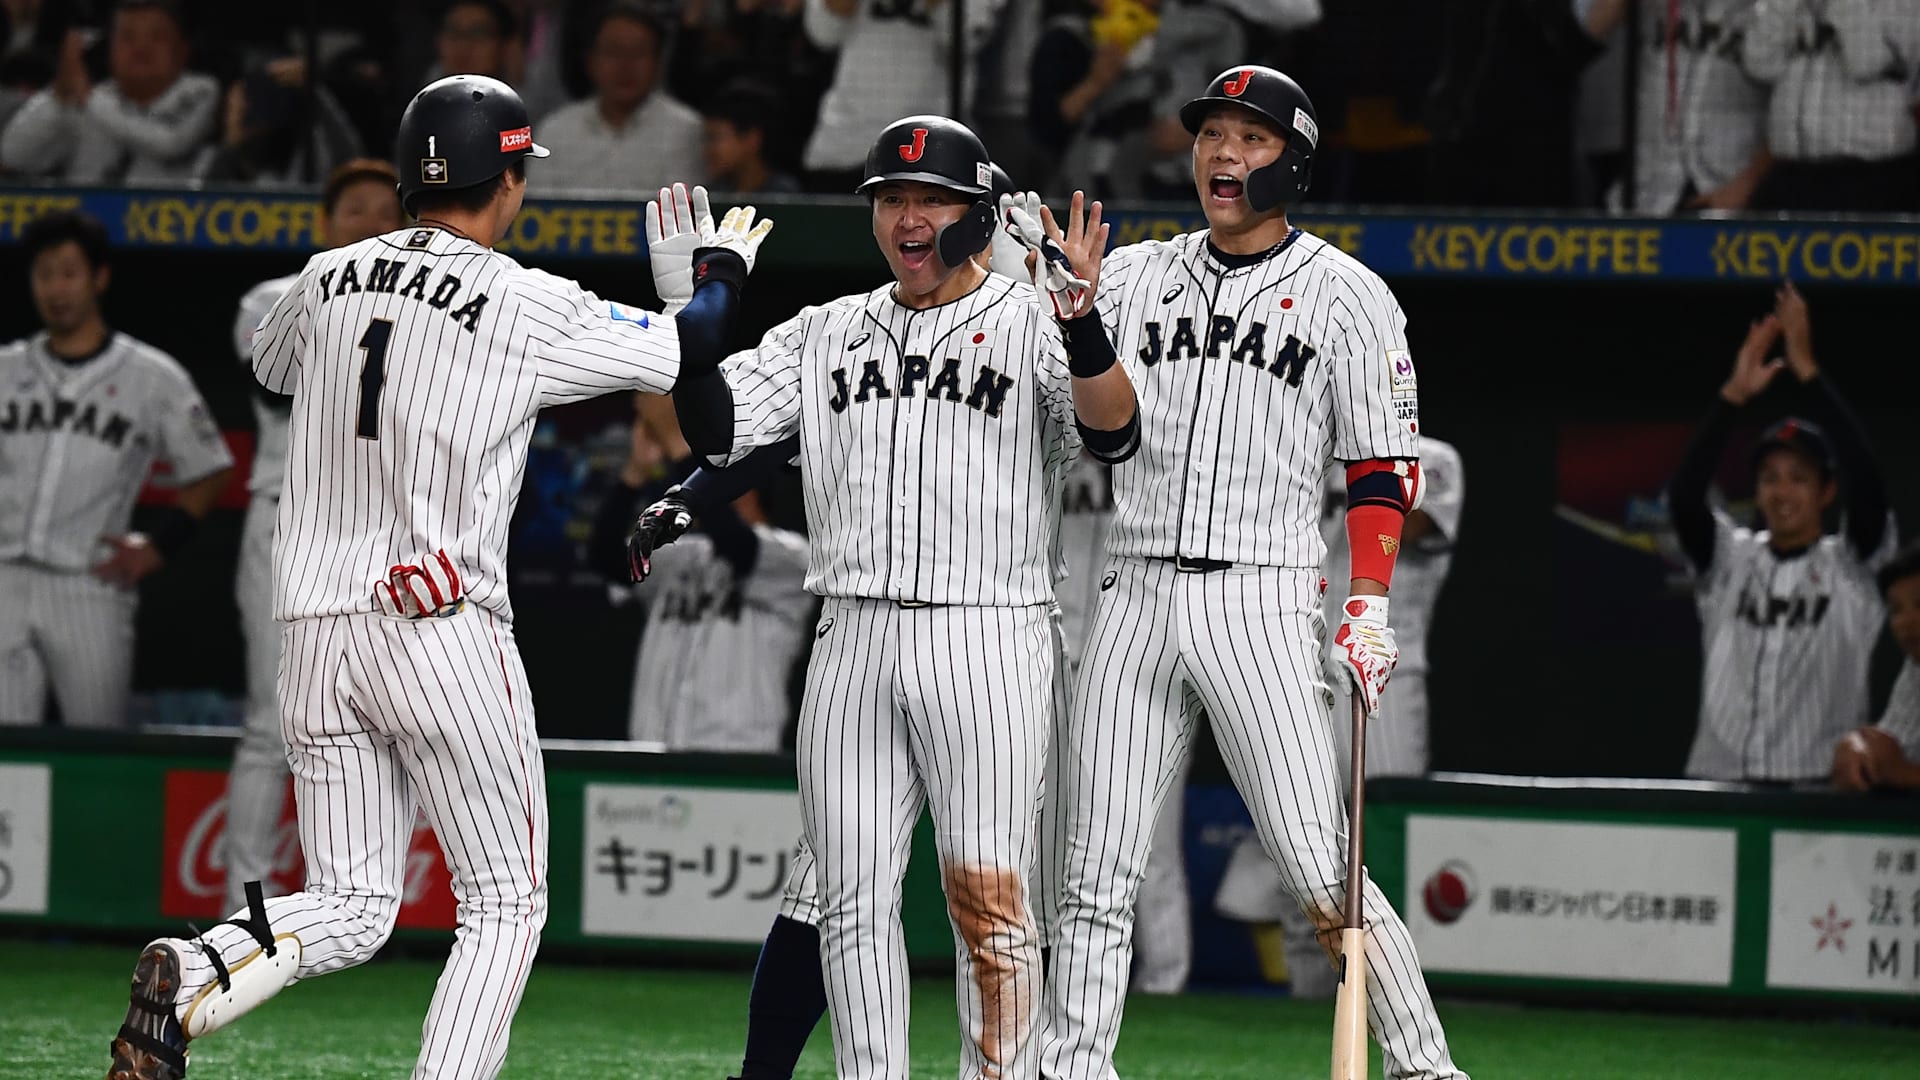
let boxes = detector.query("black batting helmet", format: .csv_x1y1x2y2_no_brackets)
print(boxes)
394,74,550,215
858,115,997,267
1179,65,1319,212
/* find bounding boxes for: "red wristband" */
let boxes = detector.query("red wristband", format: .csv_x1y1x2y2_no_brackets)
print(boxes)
1346,504,1405,589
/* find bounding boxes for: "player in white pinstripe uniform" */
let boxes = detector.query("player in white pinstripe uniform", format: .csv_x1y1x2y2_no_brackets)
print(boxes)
1830,544,1920,792
222,158,407,917
1585,0,1772,213
1215,437,1465,998
1667,285,1895,783
1038,66,1470,1080
105,75,771,1080
0,211,234,728
667,117,1139,1080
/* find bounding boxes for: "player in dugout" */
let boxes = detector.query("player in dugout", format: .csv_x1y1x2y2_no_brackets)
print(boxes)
1667,281,1896,785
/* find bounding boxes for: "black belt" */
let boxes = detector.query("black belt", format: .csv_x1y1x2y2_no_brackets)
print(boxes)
895,598,937,609
1158,555,1235,574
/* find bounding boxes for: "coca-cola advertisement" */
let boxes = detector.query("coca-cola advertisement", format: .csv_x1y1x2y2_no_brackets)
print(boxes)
161,770,457,930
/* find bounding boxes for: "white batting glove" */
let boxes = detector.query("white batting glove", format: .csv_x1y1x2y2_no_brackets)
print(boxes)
645,183,709,315
998,192,1091,320
697,204,775,275
374,550,465,619
1331,594,1397,716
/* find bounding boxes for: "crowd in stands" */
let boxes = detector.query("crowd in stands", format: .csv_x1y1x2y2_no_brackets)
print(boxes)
1,0,1916,210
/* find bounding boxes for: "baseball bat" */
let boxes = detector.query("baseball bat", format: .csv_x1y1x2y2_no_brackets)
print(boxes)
1331,691,1369,1080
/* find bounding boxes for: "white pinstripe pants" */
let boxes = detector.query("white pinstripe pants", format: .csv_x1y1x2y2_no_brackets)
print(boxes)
798,597,1051,1080
0,560,135,727
225,495,290,914
1040,558,1466,1080
172,609,549,1080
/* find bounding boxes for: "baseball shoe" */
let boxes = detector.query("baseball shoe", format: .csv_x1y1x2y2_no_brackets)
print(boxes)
107,940,190,1080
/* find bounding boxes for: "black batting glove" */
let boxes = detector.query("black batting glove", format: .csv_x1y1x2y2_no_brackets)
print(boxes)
626,486,695,582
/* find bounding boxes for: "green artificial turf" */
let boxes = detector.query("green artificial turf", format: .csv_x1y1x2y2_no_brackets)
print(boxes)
9,939,1914,1078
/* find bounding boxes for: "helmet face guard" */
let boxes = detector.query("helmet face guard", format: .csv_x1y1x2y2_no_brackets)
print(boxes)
1180,66,1318,213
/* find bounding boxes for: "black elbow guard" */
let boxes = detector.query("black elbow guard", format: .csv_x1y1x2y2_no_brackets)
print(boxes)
1078,408,1140,465
672,370,735,461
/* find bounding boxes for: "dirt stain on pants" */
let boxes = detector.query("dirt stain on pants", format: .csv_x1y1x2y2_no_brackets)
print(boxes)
944,862,1038,1079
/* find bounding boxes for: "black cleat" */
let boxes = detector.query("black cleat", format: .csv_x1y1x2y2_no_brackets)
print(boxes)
107,941,190,1080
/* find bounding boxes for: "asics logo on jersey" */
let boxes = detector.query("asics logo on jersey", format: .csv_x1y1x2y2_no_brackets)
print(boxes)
1101,570,1118,590
816,617,834,638
1160,284,1185,303
1737,588,1832,629
0,396,134,446
319,258,492,333
847,333,872,350
1136,315,1315,386
827,355,1015,418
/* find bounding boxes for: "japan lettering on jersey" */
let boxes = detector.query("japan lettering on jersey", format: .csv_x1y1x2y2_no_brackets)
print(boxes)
0,332,232,570
1092,229,1417,566
251,226,684,622
1687,508,1898,780
629,526,813,752
715,274,1080,606
234,274,296,499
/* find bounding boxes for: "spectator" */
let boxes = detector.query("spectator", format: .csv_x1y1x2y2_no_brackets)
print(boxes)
1026,0,1160,199
530,2,701,195
0,211,234,727
1424,0,1603,209
797,0,1009,192
1743,0,1920,212
1133,0,1259,200
424,0,522,85
0,0,78,132
198,55,363,185
1831,543,1920,792
1667,283,1897,784
1581,0,1772,214
0,1,218,184
589,394,813,753
702,80,799,193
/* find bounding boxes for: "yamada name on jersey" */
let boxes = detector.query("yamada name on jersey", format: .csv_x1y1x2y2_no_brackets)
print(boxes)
1135,313,1315,386
0,395,135,447
316,254,491,333
827,354,1017,419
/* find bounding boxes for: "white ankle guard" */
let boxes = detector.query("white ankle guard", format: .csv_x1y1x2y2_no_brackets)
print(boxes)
180,933,301,1037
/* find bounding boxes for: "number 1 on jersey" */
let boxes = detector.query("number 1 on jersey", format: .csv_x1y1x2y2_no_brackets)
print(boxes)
356,318,393,440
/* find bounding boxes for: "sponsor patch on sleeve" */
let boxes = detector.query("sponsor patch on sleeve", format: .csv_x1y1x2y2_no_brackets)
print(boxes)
1388,348,1417,394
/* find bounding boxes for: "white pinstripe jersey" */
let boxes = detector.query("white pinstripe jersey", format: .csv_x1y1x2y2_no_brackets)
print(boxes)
1686,510,1898,781
0,331,232,571
252,226,683,622
1876,660,1920,759
235,274,296,499
716,273,1081,606
1094,229,1418,567
630,526,813,752
1628,0,1768,212
1056,454,1113,670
